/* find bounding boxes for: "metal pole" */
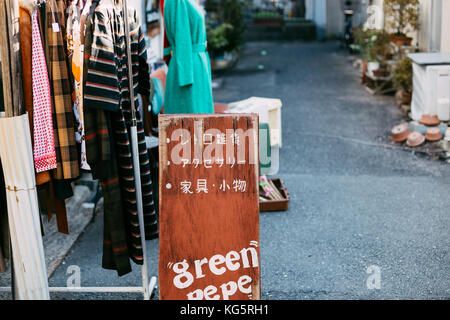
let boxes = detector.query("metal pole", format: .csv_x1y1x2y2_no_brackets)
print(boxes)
121,0,151,300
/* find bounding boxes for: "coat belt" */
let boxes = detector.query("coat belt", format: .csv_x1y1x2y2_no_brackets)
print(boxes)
164,41,207,56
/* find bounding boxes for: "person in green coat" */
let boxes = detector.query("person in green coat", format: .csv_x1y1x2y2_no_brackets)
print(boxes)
163,0,214,114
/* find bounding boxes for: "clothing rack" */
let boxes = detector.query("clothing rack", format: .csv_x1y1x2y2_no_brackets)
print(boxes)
0,0,157,300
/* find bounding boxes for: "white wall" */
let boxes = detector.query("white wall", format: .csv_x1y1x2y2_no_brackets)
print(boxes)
417,0,433,51
297,0,449,49
305,0,327,40
306,0,371,39
441,0,450,52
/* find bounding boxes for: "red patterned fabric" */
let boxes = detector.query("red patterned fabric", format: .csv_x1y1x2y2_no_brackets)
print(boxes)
160,0,171,64
32,10,57,173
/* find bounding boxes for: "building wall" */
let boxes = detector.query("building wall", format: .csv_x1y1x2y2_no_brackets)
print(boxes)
325,0,344,39
306,0,327,40
306,0,374,39
302,0,449,52
417,0,434,51
439,0,450,52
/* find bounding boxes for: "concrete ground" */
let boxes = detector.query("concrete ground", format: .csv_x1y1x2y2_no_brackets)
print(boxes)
5,41,450,300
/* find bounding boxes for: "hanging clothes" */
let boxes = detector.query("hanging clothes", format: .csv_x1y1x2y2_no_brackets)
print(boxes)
19,4,52,186
32,10,58,173
151,77,164,115
19,5,34,133
17,3,69,234
84,0,158,275
67,0,91,170
44,0,80,181
163,0,213,114
159,0,171,64
83,0,132,275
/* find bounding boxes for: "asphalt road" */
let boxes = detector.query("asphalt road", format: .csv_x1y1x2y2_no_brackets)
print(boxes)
45,41,450,300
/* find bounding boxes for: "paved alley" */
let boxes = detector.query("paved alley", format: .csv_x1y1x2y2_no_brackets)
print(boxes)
29,41,450,300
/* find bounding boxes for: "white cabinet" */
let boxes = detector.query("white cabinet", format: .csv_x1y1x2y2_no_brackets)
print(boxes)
436,71,450,121
409,53,450,121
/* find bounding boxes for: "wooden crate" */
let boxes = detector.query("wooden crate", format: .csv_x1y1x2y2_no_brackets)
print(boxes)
259,178,290,212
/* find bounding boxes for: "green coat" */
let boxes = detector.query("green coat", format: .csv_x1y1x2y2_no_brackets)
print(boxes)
163,0,214,114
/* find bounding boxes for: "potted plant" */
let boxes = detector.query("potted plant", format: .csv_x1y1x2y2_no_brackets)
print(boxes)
355,28,369,75
384,0,420,46
207,21,235,71
207,19,234,59
253,11,284,26
362,29,391,77
392,55,413,106
205,0,248,53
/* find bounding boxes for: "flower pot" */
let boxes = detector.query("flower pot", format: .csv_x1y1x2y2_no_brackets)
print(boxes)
361,59,368,73
425,127,443,142
390,34,412,46
406,132,425,147
372,69,389,77
419,114,440,126
360,60,368,84
391,123,410,142
210,51,238,72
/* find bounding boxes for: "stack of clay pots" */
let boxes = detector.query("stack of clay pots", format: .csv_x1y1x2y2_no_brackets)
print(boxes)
391,114,444,148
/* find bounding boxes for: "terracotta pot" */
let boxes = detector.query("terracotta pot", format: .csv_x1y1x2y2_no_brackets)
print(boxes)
425,127,443,141
391,124,410,142
373,69,389,77
406,132,425,147
419,114,440,126
362,59,368,73
390,34,413,46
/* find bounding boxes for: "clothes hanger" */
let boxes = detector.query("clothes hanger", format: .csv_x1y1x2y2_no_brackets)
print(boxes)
34,0,46,7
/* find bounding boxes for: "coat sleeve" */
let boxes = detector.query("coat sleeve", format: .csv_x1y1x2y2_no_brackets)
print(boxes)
138,23,151,97
174,0,193,87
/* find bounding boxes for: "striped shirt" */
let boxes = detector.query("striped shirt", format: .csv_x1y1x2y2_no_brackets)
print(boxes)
84,3,149,112
84,2,158,268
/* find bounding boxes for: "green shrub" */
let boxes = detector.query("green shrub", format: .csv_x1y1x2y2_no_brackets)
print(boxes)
205,0,248,52
356,29,391,62
207,21,234,52
393,55,413,92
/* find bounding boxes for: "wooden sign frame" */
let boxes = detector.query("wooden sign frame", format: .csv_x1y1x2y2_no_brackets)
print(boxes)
158,114,260,300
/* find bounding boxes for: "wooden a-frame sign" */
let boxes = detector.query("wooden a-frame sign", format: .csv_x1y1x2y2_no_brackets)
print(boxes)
158,114,260,300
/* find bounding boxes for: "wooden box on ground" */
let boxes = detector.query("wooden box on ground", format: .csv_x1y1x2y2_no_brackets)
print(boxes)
259,178,290,212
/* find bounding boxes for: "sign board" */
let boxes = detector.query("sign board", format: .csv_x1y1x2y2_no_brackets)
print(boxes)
158,114,260,300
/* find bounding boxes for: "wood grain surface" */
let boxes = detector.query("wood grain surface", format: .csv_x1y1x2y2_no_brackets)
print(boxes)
159,114,260,300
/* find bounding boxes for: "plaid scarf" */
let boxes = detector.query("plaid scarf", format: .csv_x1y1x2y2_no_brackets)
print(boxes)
46,0,80,180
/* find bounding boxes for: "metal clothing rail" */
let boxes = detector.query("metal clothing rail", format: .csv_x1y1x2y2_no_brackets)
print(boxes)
0,0,157,300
